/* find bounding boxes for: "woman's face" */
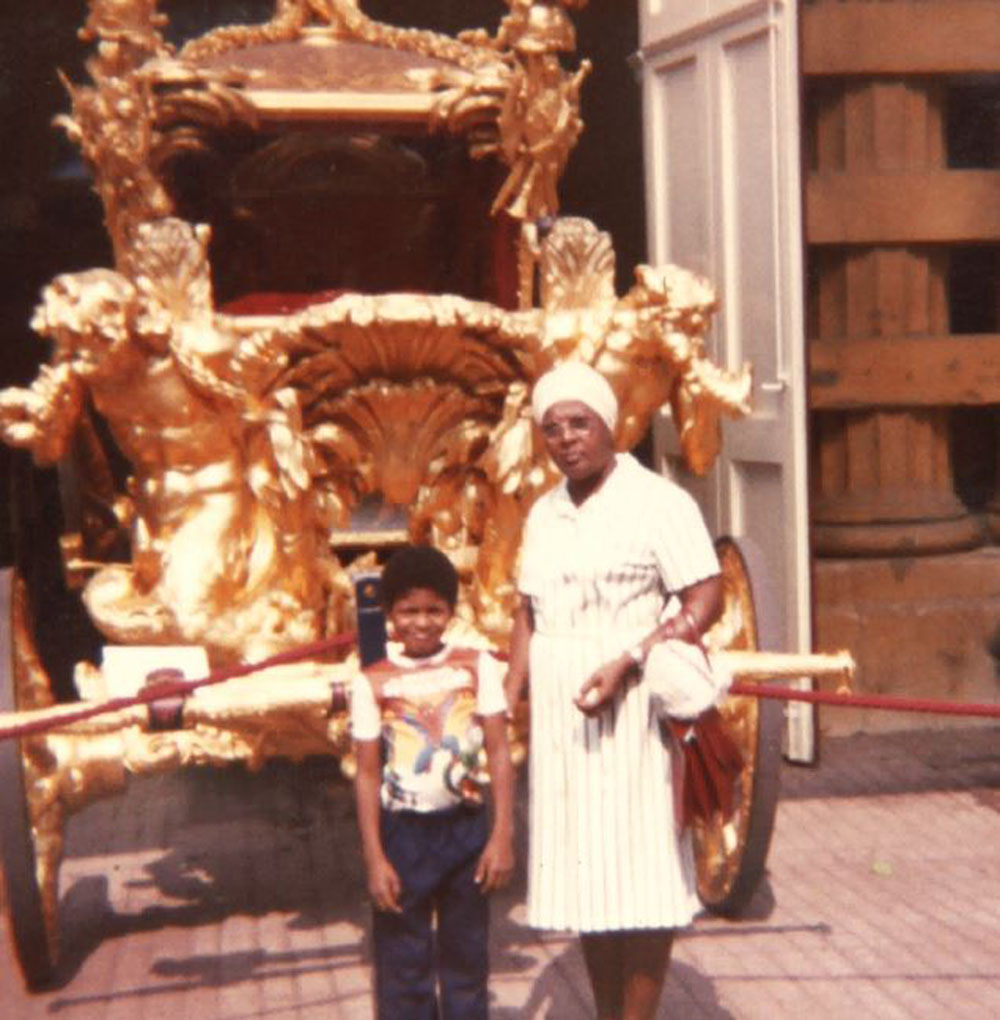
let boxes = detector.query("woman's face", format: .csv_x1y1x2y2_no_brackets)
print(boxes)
540,400,615,482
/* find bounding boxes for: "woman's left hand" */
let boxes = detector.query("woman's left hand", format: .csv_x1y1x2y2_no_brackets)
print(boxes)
574,655,635,715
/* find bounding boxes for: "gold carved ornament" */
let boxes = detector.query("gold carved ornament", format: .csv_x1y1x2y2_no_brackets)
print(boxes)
1,198,753,664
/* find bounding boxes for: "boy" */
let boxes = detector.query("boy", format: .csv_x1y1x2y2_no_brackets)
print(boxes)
351,545,515,1020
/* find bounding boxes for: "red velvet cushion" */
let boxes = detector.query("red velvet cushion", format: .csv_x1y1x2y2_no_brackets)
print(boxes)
219,289,347,315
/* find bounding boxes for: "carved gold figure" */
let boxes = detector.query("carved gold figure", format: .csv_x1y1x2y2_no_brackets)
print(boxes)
2,220,333,662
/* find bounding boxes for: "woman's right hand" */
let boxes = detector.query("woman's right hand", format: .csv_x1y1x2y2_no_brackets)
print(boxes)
503,671,522,717
367,854,403,913
504,595,534,715
574,654,634,716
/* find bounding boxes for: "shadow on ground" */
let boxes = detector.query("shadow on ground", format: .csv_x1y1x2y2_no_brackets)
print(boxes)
49,759,370,987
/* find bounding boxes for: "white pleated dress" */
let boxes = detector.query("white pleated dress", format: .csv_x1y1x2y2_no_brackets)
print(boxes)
518,454,720,933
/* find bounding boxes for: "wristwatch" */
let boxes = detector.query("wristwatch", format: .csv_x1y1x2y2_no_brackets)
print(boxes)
626,642,646,667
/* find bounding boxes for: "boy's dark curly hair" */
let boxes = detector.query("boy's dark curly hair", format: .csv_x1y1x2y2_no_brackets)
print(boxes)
380,545,459,610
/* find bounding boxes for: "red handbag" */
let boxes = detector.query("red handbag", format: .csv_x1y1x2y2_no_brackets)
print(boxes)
644,637,744,827
669,707,744,828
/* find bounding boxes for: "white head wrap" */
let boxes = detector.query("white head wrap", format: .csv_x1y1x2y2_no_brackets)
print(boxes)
531,361,618,433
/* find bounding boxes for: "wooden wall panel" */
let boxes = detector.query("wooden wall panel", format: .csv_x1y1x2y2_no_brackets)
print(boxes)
803,1,1000,75
810,335,1000,408
808,170,1000,244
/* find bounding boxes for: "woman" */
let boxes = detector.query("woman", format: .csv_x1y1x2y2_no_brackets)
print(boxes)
505,361,724,1020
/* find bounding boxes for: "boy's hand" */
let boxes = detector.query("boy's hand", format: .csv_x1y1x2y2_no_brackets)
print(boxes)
475,832,514,893
367,855,403,913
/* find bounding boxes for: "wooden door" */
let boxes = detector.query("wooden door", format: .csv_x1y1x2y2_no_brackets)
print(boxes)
637,0,814,759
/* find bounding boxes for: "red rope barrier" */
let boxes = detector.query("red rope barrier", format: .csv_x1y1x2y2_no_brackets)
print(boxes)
730,680,1000,719
4,635,1000,743
0,631,357,742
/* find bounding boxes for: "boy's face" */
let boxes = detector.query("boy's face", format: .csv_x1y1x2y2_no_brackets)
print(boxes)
388,587,452,658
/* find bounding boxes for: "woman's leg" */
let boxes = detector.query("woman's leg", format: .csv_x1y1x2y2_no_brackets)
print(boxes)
621,930,674,1020
580,930,674,1020
580,932,625,1019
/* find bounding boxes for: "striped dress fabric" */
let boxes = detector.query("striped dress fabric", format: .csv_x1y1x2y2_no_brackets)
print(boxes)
518,454,720,933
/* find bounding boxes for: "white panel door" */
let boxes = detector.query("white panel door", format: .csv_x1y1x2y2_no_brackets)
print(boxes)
638,0,814,759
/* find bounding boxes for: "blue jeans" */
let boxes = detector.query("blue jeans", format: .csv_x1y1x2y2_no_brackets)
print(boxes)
373,807,490,1020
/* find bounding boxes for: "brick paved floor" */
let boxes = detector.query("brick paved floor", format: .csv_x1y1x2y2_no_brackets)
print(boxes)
2,726,999,1018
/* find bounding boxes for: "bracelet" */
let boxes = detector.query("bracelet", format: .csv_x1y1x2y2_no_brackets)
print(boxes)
679,607,700,641
626,642,646,667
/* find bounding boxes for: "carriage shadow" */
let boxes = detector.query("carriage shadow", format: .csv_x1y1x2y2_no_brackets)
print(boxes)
52,758,373,987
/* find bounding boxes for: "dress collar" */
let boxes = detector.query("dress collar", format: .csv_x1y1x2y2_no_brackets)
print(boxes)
552,452,634,518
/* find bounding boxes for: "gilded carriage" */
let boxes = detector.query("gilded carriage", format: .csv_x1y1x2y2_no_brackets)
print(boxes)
0,1,852,989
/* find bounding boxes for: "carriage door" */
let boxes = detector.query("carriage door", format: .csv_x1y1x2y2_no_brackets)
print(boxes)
637,1,814,760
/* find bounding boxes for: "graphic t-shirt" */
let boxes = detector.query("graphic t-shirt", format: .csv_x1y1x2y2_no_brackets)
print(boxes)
351,644,507,812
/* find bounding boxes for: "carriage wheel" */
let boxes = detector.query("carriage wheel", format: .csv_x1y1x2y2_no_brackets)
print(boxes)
693,537,783,916
0,568,57,988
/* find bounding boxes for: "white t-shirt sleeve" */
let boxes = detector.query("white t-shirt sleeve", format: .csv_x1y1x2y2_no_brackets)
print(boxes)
476,651,508,717
350,671,382,742
650,481,721,593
